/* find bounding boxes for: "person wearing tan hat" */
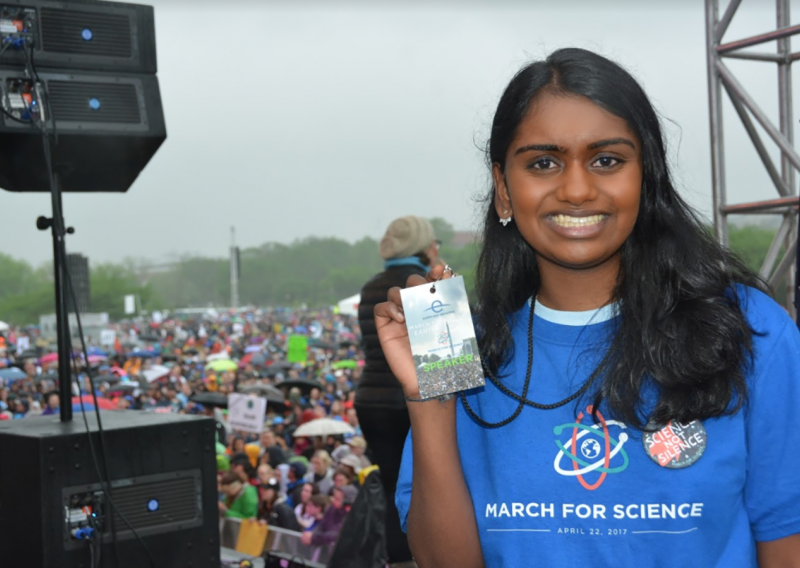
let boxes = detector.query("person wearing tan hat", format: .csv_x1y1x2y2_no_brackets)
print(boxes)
355,215,439,565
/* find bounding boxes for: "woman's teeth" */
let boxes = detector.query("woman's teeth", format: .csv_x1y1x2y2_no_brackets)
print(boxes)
550,214,606,228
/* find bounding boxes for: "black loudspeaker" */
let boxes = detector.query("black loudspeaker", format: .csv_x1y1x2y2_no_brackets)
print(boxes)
0,68,165,192
0,412,221,568
0,0,157,73
0,0,165,193
66,252,90,312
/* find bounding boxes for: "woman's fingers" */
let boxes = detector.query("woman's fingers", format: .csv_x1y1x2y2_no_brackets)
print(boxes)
424,264,456,284
374,297,405,324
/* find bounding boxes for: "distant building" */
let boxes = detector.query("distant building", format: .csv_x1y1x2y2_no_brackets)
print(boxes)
40,313,109,343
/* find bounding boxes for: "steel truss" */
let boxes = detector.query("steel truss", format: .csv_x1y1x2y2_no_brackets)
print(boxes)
706,0,800,322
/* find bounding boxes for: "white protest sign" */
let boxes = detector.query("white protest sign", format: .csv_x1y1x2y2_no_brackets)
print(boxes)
100,330,116,347
227,393,266,434
124,295,136,315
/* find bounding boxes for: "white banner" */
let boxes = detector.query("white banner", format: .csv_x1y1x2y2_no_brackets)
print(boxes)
227,393,266,434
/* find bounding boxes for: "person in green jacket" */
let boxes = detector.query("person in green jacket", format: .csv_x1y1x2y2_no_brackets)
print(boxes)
219,471,258,519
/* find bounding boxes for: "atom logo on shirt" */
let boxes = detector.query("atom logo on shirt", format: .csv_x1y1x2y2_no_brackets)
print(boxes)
553,406,630,490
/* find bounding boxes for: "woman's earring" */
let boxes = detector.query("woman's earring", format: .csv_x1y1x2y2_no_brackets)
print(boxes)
499,210,512,227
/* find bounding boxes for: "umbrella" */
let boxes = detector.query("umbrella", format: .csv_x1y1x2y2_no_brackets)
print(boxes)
72,395,116,411
142,365,170,383
189,392,228,408
88,355,107,364
240,353,254,366
0,367,26,380
251,354,268,367
138,335,161,343
87,347,108,357
267,360,294,370
0,321,8,332
308,338,336,350
293,326,308,334
39,353,58,364
332,360,358,370
244,345,262,354
129,350,158,358
278,378,322,392
206,352,231,362
107,383,137,394
34,372,59,384
91,374,122,385
18,349,39,359
238,383,285,401
293,418,354,438
205,359,238,372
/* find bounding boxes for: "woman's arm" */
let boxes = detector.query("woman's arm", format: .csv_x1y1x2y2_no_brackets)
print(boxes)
757,535,800,567
405,398,483,568
375,267,484,568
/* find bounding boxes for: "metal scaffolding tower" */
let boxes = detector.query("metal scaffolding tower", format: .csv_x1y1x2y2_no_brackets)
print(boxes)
706,0,800,322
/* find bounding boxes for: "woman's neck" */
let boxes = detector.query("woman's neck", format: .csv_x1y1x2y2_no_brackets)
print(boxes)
536,254,620,311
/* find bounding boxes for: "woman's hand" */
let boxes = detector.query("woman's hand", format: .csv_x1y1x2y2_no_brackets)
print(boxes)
374,265,455,399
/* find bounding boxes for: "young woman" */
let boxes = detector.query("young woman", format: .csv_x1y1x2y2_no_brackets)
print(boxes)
294,482,320,529
376,48,800,567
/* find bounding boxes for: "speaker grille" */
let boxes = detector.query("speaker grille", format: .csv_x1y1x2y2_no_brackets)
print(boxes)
48,81,141,124
40,8,132,58
111,477,200,532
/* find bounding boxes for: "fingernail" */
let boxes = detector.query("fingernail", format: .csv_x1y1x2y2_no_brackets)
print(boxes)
397,312,405,323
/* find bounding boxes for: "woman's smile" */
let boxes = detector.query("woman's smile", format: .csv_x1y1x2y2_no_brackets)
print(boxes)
545,213,610,237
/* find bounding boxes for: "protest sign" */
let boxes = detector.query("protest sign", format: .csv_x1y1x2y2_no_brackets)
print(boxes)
228,393,266,434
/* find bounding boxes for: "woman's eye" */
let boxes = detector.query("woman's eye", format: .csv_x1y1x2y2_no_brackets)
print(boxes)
593,156,620,168
531,158,558,170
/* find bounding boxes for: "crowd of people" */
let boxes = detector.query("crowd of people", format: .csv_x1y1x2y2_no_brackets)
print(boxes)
0,307,374,551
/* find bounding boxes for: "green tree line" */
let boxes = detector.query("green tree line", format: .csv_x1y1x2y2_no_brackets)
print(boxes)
0,221,786,326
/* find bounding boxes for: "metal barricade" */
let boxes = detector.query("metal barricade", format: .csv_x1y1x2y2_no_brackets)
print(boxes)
219,517,334,565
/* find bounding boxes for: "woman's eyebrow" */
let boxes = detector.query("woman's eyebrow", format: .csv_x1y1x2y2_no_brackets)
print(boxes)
514,143,565,155
587,137,636,150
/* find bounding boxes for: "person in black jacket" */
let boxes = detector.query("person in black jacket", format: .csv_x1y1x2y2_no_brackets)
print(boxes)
257,478,301,531
355,215,439,565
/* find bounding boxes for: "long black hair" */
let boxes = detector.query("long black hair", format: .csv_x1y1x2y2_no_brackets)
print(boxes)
476,48,765,429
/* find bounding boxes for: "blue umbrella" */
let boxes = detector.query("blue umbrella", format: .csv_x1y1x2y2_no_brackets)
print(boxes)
87,347,108,357
129,350,159,358
0,367,27,380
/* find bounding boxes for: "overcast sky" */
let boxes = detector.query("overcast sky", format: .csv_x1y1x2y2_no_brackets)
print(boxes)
2,0,799,266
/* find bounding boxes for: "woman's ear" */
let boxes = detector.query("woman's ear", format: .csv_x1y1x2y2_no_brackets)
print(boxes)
492,163,512,219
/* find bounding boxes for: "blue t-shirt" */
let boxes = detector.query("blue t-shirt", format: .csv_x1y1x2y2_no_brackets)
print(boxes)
396,287,800,567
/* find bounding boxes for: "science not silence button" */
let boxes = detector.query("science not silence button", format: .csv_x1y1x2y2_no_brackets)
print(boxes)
642,420,707,469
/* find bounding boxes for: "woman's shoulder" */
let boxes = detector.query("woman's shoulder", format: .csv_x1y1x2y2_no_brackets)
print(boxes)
735,284,794,335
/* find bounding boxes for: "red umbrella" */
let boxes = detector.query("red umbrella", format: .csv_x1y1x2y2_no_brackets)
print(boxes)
40,353,58,364
72,396,116,410
240,353,254,365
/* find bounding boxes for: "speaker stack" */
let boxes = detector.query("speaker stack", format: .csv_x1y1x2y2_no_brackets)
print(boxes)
0,0,165,193
0,3,218,567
